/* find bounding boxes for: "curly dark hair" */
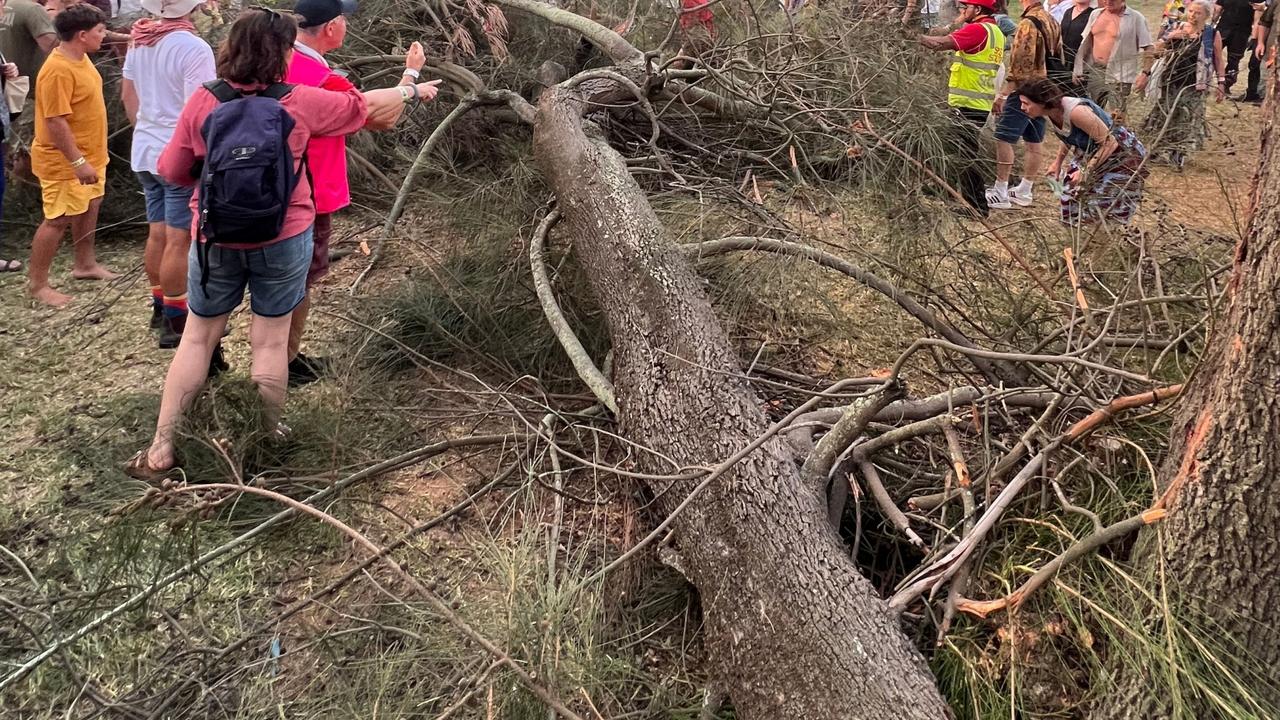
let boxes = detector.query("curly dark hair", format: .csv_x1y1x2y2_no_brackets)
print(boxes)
215,8,298,86
53,4,106,42
1018,78,1066,109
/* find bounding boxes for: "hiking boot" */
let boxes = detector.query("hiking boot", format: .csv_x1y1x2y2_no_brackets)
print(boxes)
158,313,186,349
149,303,163,332
287,352,329,388
208,343,229,379
984,186,1012,210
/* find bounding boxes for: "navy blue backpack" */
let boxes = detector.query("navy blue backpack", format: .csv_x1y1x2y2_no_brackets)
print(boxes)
195,80,304,286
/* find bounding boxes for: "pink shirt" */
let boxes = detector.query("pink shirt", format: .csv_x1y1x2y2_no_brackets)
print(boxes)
158,82,368,246
285,48,351,215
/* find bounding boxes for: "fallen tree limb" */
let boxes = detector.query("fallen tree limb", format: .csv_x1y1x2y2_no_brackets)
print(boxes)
528,208,619,414
859,459,925,549
954,508,1168,618
156,482,584,720
0,435,511,693
801,380,903,524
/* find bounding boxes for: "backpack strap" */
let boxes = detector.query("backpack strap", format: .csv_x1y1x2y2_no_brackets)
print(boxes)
204,80,242,103
259,83,296,101
1025,15,1065,62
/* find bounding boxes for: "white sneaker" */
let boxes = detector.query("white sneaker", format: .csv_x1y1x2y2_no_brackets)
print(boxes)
1009,185,1034,207
985,186,1012,209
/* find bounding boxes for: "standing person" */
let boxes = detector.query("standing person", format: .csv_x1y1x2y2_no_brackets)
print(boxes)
1160,0,1189,37
1137,0,1226,169
987,0,1058,210
1,1,23,274
0,0,55,88
920,0,1005,216
27,3,115,308
125,7,440,478
122,0,215,347
1072,0,1154,118
1242,0,1274,102
1214,0,1262,97
283,0,425,385
1060,0,1097,72
1022,78,1148,225
993,0,1019,48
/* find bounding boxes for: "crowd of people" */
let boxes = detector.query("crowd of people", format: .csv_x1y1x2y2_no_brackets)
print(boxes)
0,0,441,479
920,0,1270,219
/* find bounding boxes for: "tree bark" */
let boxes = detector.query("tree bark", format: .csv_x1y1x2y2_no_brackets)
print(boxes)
1090,90,1280,719
531,85,951,719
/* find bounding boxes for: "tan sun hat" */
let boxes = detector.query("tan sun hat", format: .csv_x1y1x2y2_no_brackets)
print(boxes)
140,0,206,18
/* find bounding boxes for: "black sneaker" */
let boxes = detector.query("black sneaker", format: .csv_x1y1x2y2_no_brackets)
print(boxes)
287,353,328,387
208,343,229,379
158,313,186,349
149,303,163,332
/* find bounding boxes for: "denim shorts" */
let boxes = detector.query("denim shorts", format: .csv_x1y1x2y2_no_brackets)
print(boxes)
136,171,195,231
188,227,314,318
994,92,1047,144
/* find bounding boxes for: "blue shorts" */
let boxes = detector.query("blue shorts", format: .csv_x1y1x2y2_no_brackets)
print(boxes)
994,92,1047,144
136,171,195,231
188,227,313,318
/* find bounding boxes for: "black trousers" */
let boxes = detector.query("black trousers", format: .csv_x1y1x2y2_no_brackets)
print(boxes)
1222,29,1252,92
1246,39,1265,99
955,107,991,214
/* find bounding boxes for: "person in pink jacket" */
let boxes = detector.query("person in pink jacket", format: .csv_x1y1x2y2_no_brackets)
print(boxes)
125,6,439,480
283,0,427,386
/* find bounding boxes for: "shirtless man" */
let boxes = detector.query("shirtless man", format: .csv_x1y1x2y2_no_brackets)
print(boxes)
1073,0,1152,115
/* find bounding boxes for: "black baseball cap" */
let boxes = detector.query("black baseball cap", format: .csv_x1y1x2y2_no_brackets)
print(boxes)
294,0,357,27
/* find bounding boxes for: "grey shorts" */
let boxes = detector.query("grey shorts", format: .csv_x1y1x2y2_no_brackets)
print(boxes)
188,226,313,318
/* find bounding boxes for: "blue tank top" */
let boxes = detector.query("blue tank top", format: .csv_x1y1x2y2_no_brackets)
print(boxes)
1054,97,1113,152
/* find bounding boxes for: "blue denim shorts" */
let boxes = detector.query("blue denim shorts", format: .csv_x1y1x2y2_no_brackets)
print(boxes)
136,171,195,231
188,227,314,318
994,92,1047,144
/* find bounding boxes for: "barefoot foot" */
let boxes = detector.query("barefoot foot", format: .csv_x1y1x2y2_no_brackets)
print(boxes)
30,285,73,308
71,265,119,281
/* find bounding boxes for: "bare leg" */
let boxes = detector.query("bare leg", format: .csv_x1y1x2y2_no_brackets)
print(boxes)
1022,142,1043,184
146,312,228,469
287,291,310,361
28,216,73,307
70,198,117,281
250,312,294,428
159,225,192,298
142,222,165,288
995,141,1016,183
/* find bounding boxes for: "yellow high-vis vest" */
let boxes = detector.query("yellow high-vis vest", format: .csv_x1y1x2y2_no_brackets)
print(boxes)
948,22,1005,112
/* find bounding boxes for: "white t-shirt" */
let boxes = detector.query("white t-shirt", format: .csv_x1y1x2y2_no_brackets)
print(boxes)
122,30,216,173
114,0,144,17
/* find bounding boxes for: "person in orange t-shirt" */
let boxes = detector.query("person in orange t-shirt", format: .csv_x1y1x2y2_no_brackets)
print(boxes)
27,3,116,308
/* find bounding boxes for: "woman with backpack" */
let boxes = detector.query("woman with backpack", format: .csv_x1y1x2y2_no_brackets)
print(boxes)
1020,77,1149,226
126,6,441,479
1135,0,1226,170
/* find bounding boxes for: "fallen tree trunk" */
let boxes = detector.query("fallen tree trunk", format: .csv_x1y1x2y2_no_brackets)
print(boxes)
531,82,950,719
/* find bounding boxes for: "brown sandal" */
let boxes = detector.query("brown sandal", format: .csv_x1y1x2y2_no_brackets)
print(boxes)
124,450,178,484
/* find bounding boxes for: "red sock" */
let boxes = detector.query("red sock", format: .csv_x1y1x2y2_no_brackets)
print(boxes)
162,294,188,318
150,285,163,308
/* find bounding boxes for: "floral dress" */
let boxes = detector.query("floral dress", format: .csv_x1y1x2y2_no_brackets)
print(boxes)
1055,98,1149,226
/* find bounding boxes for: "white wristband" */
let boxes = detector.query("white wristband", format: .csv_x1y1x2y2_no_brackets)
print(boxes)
403,67,420,79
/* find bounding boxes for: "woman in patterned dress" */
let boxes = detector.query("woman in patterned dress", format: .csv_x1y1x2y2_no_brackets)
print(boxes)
1019,78,1149,226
